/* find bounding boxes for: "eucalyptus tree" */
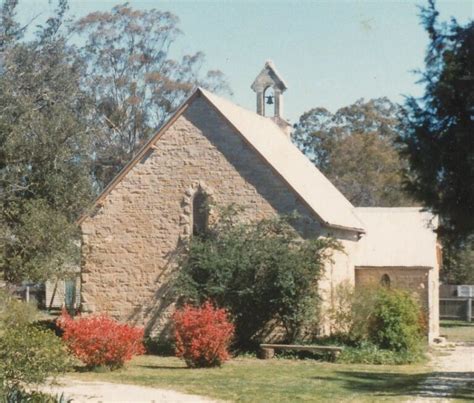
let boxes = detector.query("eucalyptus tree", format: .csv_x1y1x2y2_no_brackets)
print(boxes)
293,98,412,207
73,4,231,188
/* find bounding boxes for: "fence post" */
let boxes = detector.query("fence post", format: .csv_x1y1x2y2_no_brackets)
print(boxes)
467,298,472,322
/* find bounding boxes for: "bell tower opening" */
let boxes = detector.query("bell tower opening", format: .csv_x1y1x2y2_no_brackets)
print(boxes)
263,86,275,117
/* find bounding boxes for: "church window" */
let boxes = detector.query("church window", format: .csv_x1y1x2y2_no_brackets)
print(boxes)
192,191,209,236
380,274,391,288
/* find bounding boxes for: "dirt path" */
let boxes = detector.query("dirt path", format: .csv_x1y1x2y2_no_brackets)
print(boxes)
40,380,220,403
409,343,474,402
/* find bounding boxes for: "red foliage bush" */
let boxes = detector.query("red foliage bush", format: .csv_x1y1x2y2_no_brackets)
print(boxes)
173,301,234,368
57,311,145,369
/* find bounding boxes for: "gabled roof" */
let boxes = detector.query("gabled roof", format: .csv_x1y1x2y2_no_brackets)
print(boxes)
251,60,288,92
200,88,365,232
355,207,438,268
79,88,365,232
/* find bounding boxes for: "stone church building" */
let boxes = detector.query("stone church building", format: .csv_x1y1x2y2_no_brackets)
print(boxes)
78,62,440,341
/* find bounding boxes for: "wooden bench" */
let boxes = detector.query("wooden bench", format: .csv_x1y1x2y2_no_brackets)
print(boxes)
259,343,344,360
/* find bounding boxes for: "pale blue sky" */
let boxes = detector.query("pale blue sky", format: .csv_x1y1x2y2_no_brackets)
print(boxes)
17,0,473,123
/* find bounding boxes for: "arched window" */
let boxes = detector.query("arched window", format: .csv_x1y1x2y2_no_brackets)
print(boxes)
192,191,209,236
380,274,391,288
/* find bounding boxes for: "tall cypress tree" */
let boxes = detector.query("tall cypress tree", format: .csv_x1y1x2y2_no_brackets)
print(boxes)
400,0,474,238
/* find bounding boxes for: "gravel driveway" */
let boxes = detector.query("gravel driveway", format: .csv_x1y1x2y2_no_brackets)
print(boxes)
409,343,474,402
40,380,220,403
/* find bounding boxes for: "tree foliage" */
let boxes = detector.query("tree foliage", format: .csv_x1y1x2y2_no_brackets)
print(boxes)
400,0,474,238
441,235,474,284
0,34,95,282
0,0,22,51
0,1,229,283
175,207,341,348
73,3,231,188
293,98,412,207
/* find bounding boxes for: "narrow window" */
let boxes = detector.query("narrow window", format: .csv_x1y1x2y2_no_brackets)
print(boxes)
192,191,209,236
380,274,391,288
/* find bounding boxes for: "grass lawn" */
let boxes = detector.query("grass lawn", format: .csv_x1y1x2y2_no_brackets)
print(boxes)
67,355,431,402
440,320,474,343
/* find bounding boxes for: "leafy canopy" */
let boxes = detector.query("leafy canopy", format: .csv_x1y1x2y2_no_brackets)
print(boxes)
0,20,95,282
0,1,229,283
293,98,412,207
175,206,341,348
440,235,474,284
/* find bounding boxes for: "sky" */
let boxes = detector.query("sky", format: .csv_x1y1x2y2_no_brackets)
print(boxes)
17,0,473,123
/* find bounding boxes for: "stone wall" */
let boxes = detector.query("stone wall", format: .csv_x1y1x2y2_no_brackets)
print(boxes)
355,266,439,341
81,95,357,336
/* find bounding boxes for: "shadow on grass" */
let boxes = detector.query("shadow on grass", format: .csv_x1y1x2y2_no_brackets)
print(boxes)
137,364,189,370
311,371,474,400
441,322,474,328
73,365,93,373
73,365,114,373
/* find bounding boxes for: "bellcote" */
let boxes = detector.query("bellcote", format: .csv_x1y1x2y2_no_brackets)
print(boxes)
251,61,291,135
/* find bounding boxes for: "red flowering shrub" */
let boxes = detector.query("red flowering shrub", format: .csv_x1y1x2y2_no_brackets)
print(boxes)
173,301,234,368
57,311,145,369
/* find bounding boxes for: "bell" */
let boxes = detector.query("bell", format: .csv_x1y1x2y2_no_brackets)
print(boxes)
266,95,274,105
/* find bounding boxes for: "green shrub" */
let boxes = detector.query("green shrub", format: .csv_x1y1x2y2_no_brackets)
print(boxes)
0,291,71,400
368,288,424,352
337,342,424,365
328,284,424,351
326,281,379,342
0,290,38,331
175,207,341,348
2,387,71,403
325,284,425,364
0,325,71,391
327,281,355,337
350,287,383,343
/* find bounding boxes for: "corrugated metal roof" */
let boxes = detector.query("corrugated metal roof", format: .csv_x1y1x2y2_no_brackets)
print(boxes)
355,207,438,267
200,88,365,232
